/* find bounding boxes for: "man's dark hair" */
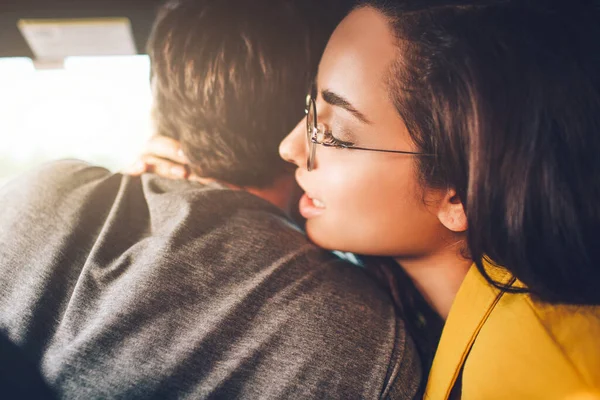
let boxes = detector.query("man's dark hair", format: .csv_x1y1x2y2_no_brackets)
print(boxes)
359,0,600,304
148,0,349,187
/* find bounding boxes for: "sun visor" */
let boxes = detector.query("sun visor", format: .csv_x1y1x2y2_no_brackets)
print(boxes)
17,18,137,68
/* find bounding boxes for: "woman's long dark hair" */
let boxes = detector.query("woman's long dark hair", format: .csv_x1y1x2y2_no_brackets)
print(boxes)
359,0,600,305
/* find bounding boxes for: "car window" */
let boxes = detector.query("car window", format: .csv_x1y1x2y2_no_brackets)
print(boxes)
0,55,152,186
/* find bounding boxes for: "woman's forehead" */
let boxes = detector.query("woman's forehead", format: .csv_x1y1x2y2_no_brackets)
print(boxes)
317,7,400,123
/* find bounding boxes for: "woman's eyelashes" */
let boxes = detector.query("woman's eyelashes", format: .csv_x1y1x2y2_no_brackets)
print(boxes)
316,107,357,148
322,129,355,148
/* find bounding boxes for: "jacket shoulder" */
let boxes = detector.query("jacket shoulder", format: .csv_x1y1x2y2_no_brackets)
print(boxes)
526,299,600,387
464,292,600,398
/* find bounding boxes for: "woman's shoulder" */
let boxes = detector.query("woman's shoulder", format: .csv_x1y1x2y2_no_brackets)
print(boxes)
427,265,600,399
522,298,600,383
526,299,600,344
466,272,600,398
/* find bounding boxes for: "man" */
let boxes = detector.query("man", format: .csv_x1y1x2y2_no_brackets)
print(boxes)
0,0,421,398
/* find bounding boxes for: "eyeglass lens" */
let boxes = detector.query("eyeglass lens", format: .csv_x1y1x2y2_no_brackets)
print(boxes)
306,97,317,171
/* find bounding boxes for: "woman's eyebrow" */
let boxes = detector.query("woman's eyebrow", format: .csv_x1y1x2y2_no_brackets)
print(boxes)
322,89,372,125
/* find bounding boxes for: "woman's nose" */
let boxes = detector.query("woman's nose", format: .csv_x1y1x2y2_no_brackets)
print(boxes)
279,118,307,169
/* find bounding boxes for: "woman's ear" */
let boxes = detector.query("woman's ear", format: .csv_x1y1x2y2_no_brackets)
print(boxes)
437,189,468,232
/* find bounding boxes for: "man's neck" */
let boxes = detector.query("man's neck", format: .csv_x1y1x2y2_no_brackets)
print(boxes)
191,173,297,215
244,174,298,215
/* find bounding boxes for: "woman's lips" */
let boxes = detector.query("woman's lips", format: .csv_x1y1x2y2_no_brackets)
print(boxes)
295,170,325,218
299,193,326,219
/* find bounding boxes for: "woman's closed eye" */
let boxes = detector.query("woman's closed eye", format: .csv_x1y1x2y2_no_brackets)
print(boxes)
322,130,355,149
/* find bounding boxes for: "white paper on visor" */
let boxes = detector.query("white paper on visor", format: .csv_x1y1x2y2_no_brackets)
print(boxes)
18,18,137,61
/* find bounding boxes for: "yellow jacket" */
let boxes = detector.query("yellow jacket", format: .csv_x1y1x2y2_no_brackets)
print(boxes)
424,263,600,400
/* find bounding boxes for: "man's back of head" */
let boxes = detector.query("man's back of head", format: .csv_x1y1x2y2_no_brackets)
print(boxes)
148,0,350,188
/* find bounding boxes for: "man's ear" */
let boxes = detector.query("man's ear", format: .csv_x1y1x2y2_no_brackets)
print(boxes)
437,189,468,232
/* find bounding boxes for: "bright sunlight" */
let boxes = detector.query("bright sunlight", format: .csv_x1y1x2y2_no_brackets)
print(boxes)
0,55,152,186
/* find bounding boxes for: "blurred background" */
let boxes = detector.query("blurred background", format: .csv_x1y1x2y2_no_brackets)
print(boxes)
0,0,163,186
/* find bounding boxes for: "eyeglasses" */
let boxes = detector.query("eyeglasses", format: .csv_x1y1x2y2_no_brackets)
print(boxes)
305,94,433,171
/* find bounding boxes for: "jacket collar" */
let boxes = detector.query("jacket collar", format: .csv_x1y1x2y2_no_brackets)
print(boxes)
424,262,514,399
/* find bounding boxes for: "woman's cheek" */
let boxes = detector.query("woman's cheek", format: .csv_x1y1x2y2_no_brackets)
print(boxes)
325,165,370,210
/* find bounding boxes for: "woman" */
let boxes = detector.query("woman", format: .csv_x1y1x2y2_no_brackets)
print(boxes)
136,0,600,398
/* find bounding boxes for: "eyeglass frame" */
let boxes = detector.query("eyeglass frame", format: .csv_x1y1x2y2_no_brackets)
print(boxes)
305,94,433,171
